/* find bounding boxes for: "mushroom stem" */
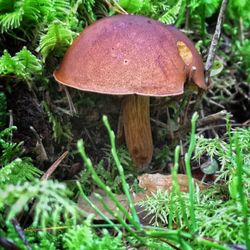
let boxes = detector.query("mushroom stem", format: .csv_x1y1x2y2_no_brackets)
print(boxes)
122,95,153,168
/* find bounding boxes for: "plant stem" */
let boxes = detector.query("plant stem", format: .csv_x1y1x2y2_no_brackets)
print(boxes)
103,115,141,228
146,228,192,241
93,192,144,240
196,238,229,250
76,181,121,233
171,146,190,229
238,17,244,44
234,133,250,249
77,140,140,231
147,229,230,250
184,112,198,232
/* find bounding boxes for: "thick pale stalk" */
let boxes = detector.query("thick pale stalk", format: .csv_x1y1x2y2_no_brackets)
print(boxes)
122,95,153,169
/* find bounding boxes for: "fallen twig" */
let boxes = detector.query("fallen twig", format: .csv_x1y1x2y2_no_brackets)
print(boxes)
21,151,69,226
152,110,229,131
30,126,48,161
198,110,230,127
12,218,32,250
8,109,13,127
198,123,250,134
205,0,228,85
103,0,128,14
193,0,228,112
0,237,21,250
62,85,77,116
41,151,68,180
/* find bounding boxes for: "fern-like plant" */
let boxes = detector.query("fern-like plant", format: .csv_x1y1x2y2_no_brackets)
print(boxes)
0,125,42,188
0,180,83,228
0,158,42,188
0,47,42,80
117,0,184,25
0,0,71,33
158,0,183,24
38,22,75,60
195,125,250,189
0,126,23,165
63,218,124,250
0,0,92,63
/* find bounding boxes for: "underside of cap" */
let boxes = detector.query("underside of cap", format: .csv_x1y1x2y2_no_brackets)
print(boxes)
54,15,206,96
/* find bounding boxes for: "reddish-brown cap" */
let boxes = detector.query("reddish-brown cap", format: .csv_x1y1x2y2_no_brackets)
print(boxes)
54,15,206,96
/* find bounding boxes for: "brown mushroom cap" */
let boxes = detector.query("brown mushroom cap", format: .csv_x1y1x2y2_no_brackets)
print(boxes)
54,15,207,169
54,15,206,96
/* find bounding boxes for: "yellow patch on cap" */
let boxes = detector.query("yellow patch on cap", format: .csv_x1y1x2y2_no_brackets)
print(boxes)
177,41,193,66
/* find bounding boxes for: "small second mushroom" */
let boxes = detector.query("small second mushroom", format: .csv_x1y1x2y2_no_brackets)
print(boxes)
53,15,207,169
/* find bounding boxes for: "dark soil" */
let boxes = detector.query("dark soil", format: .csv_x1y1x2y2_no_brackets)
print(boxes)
5,74,249,180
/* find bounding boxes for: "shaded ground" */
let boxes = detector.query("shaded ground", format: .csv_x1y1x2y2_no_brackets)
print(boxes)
6,72,249,181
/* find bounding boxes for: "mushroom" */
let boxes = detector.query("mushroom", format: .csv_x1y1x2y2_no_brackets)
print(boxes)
53,15,207,169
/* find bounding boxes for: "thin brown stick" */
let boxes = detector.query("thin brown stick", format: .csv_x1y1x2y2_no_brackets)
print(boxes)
12,218,32,250
21,151,68,226
41,151,68,180
152,110,229,131
30,126,48,161
198,123,250,134
205,0,228,85
103,0,128,15
197,110,229,127
193,0,228,112
25,226,69,232
112,0,128,14
0,237,20,250
172,110,230,139
8,109,13,127
62,85,77,116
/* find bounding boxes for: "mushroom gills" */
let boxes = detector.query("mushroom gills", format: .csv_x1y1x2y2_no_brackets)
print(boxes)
122,95,153,169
